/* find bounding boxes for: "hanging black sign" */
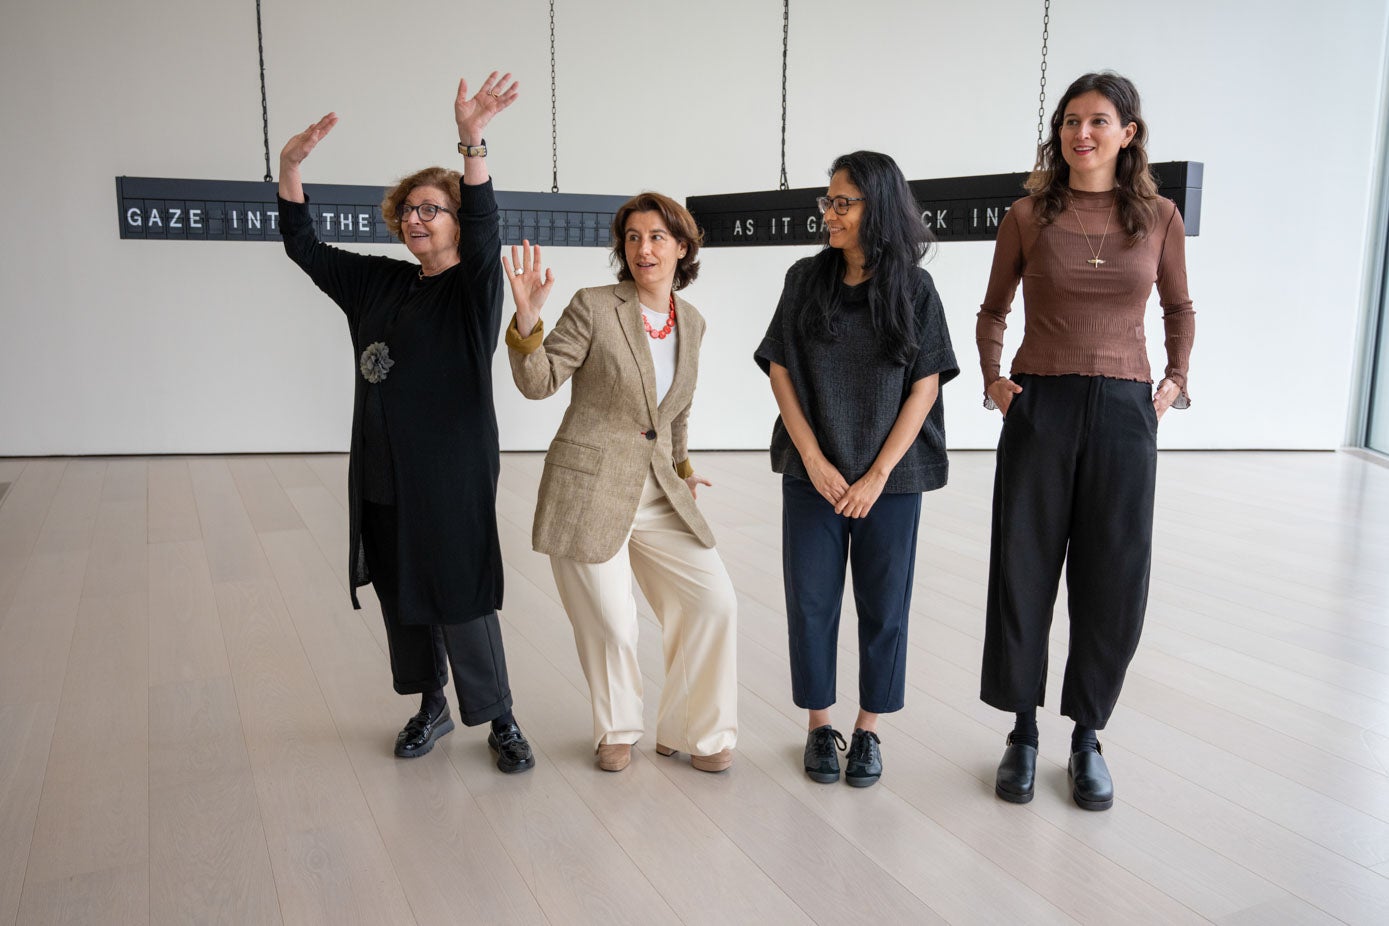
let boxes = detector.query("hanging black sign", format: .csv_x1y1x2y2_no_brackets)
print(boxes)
115,176,630,247
687,161,1202,247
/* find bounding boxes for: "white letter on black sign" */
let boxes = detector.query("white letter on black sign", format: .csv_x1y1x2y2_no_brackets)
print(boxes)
806,216,818,233
267,211,279,230
935,210,948,227
189,209,202,229
169,208,183,229
986,207,1000,226
148,209,162,227
248,212,261,230
358,213,370,232
231,211,239,229
323,213,335,232
126,208,142,227
339,213,352,232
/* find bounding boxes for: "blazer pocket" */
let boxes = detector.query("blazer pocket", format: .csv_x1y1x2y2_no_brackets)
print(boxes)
545,437,603,475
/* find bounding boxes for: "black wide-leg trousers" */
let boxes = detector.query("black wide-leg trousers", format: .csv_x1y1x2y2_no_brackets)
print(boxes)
362,501,513,726
980,374,1157,728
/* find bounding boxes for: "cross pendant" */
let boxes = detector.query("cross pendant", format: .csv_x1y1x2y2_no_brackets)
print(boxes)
1086,258,1106,268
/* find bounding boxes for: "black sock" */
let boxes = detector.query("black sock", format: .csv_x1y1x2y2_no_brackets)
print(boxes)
490,711,516,733
1011,709,1039,748
420,689,446,719
1071,724,1099,753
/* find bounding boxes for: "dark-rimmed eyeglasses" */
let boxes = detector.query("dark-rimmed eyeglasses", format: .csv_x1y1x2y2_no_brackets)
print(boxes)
816,195,866,216
397,202,451,222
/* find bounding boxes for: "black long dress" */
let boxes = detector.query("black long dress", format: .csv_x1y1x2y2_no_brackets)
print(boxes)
279,178,504,624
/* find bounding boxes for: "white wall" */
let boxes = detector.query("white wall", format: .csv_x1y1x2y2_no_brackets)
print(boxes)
2,0,1386,454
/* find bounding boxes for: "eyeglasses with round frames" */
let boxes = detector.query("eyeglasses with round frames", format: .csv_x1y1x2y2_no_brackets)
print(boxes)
816,195,866,216
396,202,451,222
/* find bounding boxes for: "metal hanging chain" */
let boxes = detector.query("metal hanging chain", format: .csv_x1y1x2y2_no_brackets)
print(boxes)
550,0,559,193
1035,0,1051,150
256,0,272,182
779,0,789,190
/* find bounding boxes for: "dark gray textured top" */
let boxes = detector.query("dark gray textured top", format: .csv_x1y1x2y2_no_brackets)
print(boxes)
754,256,959,493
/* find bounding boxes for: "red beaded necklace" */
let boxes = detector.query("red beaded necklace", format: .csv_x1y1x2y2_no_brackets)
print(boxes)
642,293,677,340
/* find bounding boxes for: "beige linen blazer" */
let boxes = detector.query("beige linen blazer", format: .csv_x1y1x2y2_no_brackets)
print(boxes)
507,281,716,563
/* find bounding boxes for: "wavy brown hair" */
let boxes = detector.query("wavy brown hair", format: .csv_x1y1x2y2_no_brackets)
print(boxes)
609,192,702,291
381,166,461,242
1026,71,1159,244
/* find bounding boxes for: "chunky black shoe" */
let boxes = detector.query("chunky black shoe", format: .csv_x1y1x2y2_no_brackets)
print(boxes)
804,725,846,783
844,729,883,788
995,733,1038,804
1068,743,1114,811
487,721,536,774
395,703,454,758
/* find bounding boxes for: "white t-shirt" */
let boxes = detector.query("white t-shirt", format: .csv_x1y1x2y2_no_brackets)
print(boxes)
640,302,679,403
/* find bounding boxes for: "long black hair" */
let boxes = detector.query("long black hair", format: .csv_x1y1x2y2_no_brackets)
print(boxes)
799,151,932,366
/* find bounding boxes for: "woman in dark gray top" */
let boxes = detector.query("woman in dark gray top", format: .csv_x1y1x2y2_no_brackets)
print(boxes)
755,150,958,787
276,72,533,773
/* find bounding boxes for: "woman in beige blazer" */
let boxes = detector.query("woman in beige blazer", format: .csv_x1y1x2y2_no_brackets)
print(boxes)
503,192,738,773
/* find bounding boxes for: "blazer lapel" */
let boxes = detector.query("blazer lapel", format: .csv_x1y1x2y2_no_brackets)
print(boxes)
614,282,661,427
657,295,697,422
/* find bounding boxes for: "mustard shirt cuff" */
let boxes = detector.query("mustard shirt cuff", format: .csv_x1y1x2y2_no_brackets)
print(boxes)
505,315,545,354
675,459,694,479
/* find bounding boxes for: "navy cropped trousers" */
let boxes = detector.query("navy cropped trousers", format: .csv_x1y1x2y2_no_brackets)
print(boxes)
980,374,1158,728
782,474,922,714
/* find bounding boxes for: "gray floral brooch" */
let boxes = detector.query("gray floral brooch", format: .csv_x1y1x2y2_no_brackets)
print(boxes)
360,342,394,383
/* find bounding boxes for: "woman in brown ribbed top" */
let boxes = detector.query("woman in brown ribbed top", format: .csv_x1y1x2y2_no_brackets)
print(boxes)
978,72,1194,812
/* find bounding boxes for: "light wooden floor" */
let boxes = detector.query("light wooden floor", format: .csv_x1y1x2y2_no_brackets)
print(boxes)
0,451,1387,925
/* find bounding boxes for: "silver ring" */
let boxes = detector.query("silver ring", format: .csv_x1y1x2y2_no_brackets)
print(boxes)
514,267,524,275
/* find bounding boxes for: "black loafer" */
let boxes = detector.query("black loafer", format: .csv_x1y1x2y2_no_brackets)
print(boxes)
995,733,1038,803
844,729,883,788
487,721,536,774
1068,744,1114,811
395,703,454,758
804,725,846,783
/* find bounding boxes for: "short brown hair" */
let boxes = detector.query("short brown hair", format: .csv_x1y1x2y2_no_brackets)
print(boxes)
609,192,703,291
381,167,461,242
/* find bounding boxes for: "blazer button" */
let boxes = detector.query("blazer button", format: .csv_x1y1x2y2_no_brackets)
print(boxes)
644,429,656,440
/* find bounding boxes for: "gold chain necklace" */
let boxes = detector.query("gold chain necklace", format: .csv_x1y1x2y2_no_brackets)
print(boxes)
1072,200,1115,268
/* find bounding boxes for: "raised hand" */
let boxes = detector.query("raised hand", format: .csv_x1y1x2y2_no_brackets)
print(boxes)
278,112,338,203
502,241,555,338
455,71,519,143
280,112,338,169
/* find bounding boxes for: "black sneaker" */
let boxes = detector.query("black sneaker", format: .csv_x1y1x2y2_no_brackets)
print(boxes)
803,724,846,783
487,721,536,774
394,703,454,758
844,728,882,788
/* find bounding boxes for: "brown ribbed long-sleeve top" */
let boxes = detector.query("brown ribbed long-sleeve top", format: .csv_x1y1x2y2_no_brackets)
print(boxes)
976,188,1194,403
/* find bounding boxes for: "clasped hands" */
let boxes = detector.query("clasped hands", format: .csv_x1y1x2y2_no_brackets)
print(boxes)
806,453,885,519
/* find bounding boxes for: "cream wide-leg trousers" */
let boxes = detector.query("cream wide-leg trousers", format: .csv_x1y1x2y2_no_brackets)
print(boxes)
549,473,738,756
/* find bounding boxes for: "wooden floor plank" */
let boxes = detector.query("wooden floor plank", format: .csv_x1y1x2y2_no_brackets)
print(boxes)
5,450,1389,926
0,460,64,615
147,458,201,545
148,676,282,925
0,700,60,926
